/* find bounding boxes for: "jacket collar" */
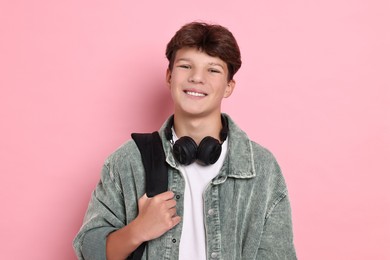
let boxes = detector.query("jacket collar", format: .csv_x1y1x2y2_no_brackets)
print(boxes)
159,114,256,180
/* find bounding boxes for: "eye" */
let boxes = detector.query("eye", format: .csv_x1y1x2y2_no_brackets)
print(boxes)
178,64,191,69
209,68,221,73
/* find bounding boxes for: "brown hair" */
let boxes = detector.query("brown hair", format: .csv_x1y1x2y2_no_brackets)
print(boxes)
166,22,242,81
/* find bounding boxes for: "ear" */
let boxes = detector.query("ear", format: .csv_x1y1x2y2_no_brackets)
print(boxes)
224,79,236,98
166,68,172,88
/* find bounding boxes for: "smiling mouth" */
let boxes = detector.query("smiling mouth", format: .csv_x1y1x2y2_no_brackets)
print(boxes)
184,90,207,97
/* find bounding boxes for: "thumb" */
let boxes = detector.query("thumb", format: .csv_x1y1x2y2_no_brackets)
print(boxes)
172,216,181,227
138,193,148,207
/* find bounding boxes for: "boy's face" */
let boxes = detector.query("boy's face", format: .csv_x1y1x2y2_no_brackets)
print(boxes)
166,47,235,119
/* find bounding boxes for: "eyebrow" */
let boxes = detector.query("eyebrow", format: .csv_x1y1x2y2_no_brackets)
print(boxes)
176,58,225,69
208,62,224,69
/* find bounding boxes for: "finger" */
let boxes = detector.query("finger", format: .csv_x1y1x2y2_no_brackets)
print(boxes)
138,193,148,202
171,216,181,227
168,207,177,217
138,193,148,208
165,199,177,209
155,191,174,200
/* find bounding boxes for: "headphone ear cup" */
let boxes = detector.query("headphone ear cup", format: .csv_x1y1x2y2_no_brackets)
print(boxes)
197,137,222,165
173,136,198,165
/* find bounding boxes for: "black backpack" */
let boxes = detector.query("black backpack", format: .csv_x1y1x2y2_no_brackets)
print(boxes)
127,131,169,260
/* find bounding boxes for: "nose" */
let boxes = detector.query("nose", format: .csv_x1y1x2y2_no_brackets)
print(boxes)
188,68,204,84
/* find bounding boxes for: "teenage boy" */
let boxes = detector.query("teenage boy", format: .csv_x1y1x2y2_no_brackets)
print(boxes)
74,22,296,260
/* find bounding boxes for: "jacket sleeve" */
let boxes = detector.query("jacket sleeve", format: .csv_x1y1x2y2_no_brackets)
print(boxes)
73,161,129,260
256,192,297,260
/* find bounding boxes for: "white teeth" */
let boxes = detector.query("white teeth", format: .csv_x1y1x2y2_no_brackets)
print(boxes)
186,91,206,97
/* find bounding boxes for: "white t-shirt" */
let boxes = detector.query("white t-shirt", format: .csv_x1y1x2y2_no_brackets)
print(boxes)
172,130,228,260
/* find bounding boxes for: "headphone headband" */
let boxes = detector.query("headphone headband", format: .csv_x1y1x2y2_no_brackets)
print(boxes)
164,115,229,142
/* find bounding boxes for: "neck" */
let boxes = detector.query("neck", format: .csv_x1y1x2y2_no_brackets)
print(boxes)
173,113,223,145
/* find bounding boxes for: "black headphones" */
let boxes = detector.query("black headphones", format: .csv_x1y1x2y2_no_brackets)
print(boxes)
164,115,229,166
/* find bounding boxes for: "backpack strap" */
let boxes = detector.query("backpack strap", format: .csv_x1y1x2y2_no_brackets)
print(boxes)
127,131,169,260
131,131,168,196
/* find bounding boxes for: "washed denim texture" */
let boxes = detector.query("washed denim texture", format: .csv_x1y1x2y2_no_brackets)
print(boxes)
73,114,297,259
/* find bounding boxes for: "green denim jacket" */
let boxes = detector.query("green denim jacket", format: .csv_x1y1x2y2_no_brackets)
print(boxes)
73,114,297,259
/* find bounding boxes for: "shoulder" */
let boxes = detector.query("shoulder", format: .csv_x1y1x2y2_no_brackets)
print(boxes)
250,140,288,196
250,140,283,176
100,139,144,182
250,141,284,181
250,141,279,164
105,139,140,165
224,114,282,179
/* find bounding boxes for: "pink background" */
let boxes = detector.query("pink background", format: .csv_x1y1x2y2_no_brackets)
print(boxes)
1,0,389,259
